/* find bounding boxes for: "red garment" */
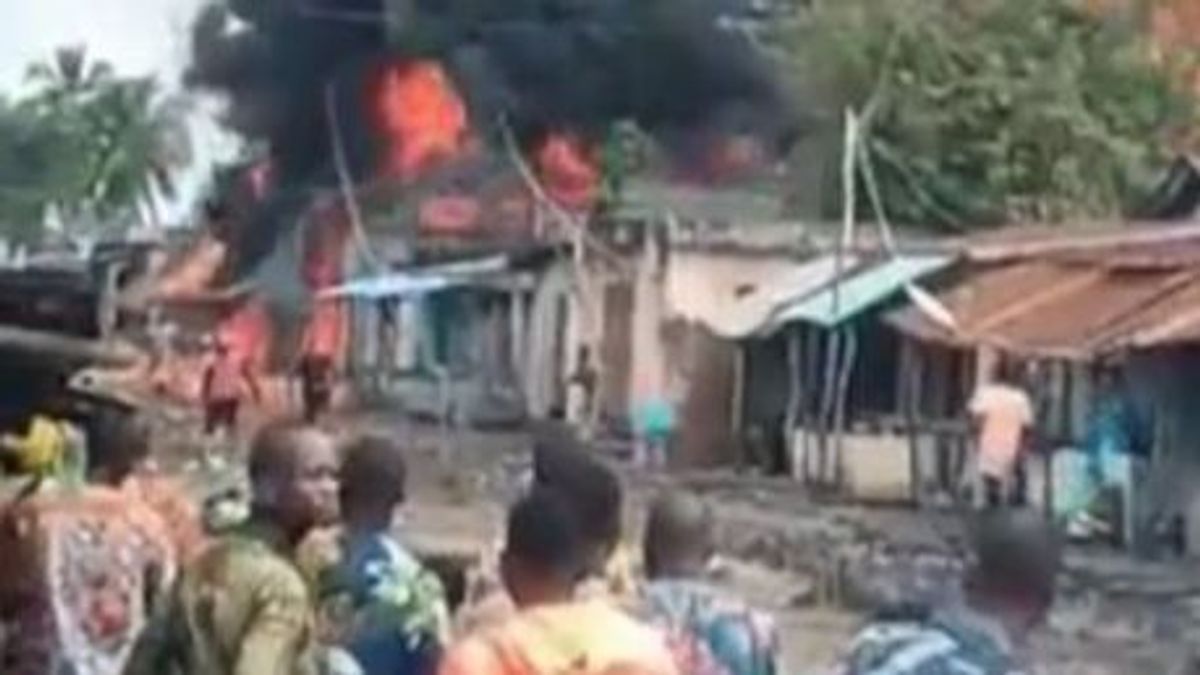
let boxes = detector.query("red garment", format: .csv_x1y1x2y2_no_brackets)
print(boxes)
204,354,245,403
0,486,175,675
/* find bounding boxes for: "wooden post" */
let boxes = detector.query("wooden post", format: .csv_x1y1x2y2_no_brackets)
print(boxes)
784,329,803,481
901,340,922,505
731,342,746,457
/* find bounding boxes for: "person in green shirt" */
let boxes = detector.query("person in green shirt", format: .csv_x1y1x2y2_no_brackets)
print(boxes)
126,422,341,675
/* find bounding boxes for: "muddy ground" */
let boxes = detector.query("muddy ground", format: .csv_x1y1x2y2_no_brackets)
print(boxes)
154,409,1196,674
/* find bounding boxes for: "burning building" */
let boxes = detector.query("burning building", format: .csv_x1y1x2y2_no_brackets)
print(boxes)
168,0,795,416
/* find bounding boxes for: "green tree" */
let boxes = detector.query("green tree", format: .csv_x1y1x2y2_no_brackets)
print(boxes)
780,0,1199,230
0,98,80,244
22,46,192,235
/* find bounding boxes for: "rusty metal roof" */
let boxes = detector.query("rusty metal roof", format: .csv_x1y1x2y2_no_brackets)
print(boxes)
887,260,1200,358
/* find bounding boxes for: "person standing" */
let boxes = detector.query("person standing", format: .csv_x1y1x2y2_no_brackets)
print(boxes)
567,346,599,441
0,411,175,675
638,491,779,675
968,361,1035,507
303,435,449,675
439,488,677,675
455,435,636,636
125,423,340,675
841,510,1061,675
1081,365,1151,545
86,408,206,564
201,336,260,438
296,352,335,424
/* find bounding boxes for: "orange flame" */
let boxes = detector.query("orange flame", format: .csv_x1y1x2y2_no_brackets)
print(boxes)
301,200,351,360
536,134,599,211
217,298,273,370
374,61,469,181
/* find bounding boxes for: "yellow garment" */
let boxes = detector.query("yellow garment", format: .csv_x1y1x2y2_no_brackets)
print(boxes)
7,416,69,477
440,600,678,675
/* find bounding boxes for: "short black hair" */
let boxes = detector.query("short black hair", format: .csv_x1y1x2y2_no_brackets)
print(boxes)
506,487,585,581
87,408,150,474
249,421,316,484
533,440,622,555
340,434,406,506
969,509,1061,598
644,490,713,576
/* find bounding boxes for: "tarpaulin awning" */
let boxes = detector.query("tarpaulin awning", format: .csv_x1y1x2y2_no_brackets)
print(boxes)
319,274,457,300
318,254,510,300
765,255,952,331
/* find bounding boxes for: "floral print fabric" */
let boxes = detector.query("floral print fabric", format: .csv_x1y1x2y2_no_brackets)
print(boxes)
636,580,778,675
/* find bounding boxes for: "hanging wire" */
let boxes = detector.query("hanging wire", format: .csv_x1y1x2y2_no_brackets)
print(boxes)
324,82,385,273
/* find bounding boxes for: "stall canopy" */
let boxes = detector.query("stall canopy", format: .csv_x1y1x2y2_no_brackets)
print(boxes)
765,255,952,332
319,255,508,300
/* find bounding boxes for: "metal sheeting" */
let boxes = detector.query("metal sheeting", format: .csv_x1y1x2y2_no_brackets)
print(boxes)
887,259,1200,358
669,254,855,339
766,255,952,331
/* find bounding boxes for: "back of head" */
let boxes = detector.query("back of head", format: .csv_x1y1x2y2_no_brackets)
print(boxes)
967,509,1061,619
533,440,622,570
86,408,150,483
339,434,406,513
644,490,713,578
502,486,585,605
248,421,306,489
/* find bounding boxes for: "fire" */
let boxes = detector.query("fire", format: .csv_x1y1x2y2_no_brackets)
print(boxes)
301,200,351,360
216,298,273,370
536,134,600,211
374,61,469,180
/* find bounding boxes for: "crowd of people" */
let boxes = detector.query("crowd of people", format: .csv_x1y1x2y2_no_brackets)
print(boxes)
0,405,1063,675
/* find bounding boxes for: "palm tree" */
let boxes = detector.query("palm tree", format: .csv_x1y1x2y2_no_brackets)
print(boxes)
24,46,193,233
82,79,193,229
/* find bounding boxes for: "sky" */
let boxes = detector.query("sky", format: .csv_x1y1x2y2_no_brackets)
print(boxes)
0,0,239,224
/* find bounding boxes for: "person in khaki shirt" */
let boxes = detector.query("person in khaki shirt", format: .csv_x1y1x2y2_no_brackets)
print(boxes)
125,423,340,675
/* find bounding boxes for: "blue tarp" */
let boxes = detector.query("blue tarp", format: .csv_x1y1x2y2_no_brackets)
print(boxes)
318,255,509,300
319,274,458,300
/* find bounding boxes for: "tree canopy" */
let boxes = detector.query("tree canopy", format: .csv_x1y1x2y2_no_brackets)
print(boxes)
0,47,191,246
781,0,1200,230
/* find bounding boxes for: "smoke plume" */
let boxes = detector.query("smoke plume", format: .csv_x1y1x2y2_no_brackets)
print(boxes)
189,0,796,264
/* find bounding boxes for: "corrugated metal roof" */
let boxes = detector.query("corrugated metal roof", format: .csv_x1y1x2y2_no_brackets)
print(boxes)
767,255,952,330
677,255,855,339
1096,274,1200,350
887,260,1200,358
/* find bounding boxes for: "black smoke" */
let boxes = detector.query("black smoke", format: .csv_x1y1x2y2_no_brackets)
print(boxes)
189,0,796,266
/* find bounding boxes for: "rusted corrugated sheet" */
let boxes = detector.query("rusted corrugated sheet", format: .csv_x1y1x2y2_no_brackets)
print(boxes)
887,261,1092,350
887,260,1200,358
1099,275,1200,350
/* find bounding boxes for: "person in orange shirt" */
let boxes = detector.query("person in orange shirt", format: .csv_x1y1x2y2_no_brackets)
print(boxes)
440,487,677,675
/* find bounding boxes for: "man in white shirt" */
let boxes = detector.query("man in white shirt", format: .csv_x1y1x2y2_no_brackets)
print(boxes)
969,362,1035,507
